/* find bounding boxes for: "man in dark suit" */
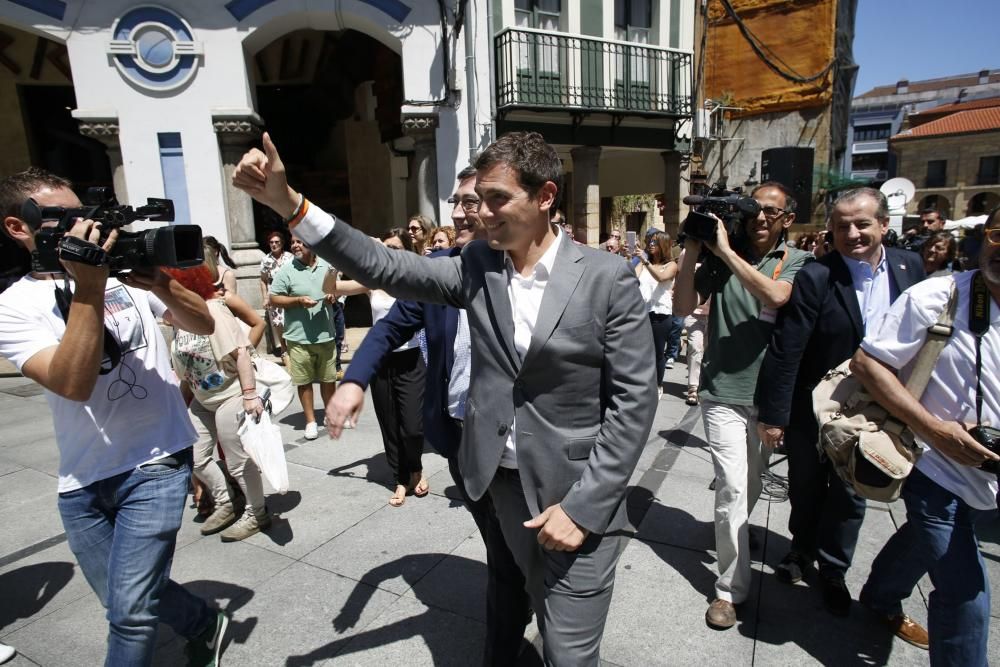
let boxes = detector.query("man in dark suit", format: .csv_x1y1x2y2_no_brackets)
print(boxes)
234,131,658,665
327,166,532,665
756,188,927,642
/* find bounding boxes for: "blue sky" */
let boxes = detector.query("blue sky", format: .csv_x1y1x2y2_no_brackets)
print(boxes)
853,0,1000,95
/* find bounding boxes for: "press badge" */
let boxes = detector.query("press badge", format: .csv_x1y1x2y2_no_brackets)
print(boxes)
759,306,777,323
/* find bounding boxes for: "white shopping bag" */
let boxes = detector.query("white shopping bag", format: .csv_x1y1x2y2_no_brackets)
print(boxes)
237,410,289,494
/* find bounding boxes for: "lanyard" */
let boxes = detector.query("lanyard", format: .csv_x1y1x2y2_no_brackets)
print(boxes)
971,271,991,426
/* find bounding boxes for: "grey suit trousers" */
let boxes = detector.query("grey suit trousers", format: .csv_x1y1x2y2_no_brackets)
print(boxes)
489,468,625,667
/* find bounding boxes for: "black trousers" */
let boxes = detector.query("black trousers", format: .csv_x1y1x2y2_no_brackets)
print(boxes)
786,421,867,578
448,451,531,666
370,348,425,486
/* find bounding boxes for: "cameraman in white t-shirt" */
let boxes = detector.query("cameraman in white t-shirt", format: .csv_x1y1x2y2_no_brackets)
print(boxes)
849,205,1000,665
0,168,228,666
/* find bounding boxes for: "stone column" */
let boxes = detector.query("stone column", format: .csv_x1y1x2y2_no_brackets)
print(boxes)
570,146,601,246
76,115,127,203
213,111,265,308
402,113,440,223
661,150,683,240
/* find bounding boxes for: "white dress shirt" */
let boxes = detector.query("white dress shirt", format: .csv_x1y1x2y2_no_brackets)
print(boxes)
842,246,897,336
499,229,563,468
447,309,471,419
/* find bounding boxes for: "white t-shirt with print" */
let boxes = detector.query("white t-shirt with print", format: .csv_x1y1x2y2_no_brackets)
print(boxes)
0,275,197,493
861,272,999,510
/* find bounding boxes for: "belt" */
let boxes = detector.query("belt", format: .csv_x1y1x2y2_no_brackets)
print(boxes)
494,465,520,480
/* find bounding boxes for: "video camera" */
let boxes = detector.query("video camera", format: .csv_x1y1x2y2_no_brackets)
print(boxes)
23,187,203,275
681,186,761,245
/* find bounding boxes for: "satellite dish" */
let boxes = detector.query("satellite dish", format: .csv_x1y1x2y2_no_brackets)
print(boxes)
880,177,915,215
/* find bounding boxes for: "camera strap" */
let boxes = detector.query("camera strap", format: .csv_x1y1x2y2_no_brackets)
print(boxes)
53,276,121,375
970,271,991,427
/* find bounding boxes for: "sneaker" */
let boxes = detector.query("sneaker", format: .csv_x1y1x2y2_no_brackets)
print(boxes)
665,357,675,369
185,610,229,666
200,502,237,536
0,642,16,665
705,598,736,629
304,421,319,440
220,510,271,542
775,551,809,584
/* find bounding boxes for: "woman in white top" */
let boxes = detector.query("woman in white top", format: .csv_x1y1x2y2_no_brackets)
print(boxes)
635,231,679,398
337,229,428,507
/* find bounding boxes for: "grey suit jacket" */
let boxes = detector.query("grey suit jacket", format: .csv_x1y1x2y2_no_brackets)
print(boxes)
308,211,658,535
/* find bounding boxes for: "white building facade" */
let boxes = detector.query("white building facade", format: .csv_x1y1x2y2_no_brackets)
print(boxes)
0,0,693,302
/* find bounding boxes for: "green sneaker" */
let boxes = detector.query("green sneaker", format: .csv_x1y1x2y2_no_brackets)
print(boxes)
186,610,229,666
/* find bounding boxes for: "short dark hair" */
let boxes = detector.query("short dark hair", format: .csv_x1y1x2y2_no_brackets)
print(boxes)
751,181,798,214
474,131,563,212
920,208,942,218
0,167,72,219
457,165,477,182
833,187,889,219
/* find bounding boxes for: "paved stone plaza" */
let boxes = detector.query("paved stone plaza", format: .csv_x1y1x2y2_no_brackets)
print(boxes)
1,351,998,665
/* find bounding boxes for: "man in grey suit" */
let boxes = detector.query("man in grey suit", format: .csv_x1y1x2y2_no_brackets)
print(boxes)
234,131,658,665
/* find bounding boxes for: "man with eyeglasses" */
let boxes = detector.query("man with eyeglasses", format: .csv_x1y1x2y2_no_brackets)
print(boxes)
848,205,1000,664
327,166,531,664
756,188,925,630
674,181,813,629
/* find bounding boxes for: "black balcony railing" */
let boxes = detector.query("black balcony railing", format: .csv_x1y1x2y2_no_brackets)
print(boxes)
495,27,692,117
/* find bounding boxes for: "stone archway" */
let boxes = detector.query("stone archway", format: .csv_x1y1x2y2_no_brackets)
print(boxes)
0,22,111,291
918,194,951,219
967,191,1000,216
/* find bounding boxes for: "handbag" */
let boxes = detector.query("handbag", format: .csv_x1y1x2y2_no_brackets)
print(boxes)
252,354,294,416
812,282,958,502
237,409,289,494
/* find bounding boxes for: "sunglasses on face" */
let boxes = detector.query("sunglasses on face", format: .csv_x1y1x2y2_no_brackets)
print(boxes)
758,205,788,220
407,226,422,233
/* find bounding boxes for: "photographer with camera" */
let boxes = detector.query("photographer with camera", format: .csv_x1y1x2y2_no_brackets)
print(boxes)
849,206,1000,666
0,168,229,666
673,181,812,629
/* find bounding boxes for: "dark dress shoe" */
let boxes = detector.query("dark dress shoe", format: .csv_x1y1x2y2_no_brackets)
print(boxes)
820,576,852,616
775,551,808,584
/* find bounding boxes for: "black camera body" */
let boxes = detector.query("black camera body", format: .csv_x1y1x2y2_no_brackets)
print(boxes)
971,425,1000,474
25,187,203,275
681,187,761,245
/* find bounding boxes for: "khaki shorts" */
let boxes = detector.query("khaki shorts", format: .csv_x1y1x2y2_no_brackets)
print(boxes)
286,340,338,385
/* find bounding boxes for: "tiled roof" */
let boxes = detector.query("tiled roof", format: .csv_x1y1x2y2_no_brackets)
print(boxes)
892,107,1000,140
857,71,1000,99
915,97,1000,117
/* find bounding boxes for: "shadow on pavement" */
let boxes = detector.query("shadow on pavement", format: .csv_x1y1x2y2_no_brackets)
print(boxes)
327,452,394,490
264,490,302,546
154,580,257,665
0,561,75,631
285,553,495,666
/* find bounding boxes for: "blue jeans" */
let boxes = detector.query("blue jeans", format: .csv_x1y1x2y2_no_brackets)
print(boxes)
666,315,684,361
860,468,991,666
58,449,213,666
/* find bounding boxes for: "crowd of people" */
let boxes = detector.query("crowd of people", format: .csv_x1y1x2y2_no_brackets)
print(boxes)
0,126,996,667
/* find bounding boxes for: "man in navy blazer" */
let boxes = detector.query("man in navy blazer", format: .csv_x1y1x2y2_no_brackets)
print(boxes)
328,167,531,665
756,189,927,635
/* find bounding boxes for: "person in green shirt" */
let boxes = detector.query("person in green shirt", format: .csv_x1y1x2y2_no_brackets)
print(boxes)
674,181,812,630
270,235,338,440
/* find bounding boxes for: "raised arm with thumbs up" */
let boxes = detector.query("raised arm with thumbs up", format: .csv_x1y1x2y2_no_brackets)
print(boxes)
232,132,301,220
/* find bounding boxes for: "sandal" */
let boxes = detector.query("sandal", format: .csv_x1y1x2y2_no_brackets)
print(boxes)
410,473,430,498
389,484,407,507
685,386,700,406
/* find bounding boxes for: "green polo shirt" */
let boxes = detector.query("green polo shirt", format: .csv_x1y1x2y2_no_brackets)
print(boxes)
270,257,334,345
695,242,812,406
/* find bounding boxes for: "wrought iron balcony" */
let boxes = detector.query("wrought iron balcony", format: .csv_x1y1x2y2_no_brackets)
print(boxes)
494,27,693,118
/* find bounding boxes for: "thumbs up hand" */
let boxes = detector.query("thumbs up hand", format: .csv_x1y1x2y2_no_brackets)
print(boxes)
232,131,300,219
